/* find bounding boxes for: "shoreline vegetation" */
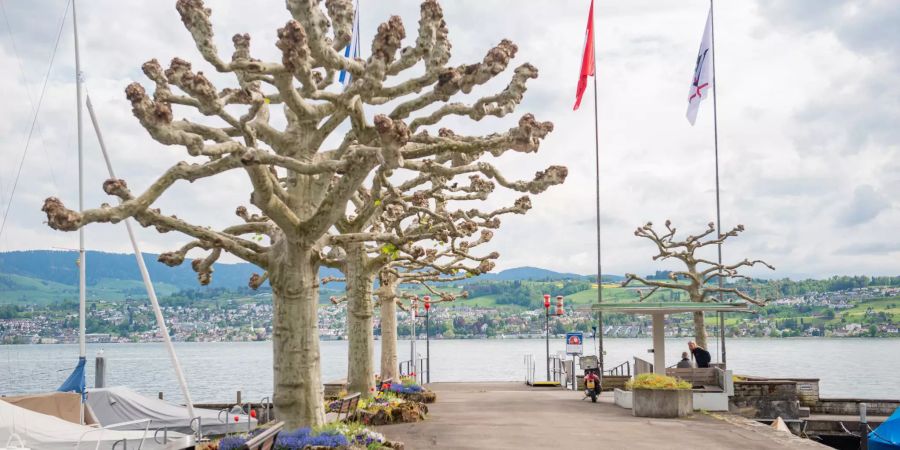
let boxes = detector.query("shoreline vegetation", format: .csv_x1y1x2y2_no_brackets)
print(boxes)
2,278,898,344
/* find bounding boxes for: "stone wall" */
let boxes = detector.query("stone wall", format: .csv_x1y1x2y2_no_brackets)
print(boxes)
811,399,900,416
730,380,801,419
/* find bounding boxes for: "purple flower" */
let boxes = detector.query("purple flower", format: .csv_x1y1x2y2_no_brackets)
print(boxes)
218,436,248,450
275,428,348,449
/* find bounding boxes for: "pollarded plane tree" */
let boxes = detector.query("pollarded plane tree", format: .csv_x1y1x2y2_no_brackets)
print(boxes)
621,221,774,349
375,226,502,382
41,0,562,427
319,161,555,397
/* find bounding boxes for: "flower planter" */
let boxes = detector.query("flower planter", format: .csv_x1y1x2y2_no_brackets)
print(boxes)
398,390,437,404
632,388,693,418
353,402,428,426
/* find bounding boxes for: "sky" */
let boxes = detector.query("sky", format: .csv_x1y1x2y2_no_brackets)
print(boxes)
0,0,897,280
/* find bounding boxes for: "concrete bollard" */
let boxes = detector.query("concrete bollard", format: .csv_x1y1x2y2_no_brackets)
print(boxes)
860,402,868,450
95,351,106,388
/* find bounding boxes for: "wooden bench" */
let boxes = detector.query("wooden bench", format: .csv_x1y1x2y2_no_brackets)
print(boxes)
240,421,284,450
665,368,721,391
325,392,360,424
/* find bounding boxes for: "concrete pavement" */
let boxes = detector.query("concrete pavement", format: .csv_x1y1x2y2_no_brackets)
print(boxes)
377,382,829,450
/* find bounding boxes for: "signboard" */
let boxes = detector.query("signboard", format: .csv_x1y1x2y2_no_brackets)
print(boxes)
565,332,583,355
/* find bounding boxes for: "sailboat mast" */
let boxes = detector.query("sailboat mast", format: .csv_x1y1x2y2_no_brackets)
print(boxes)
73,0,85,360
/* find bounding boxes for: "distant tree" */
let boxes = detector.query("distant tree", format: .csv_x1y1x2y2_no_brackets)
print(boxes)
622,221,774,349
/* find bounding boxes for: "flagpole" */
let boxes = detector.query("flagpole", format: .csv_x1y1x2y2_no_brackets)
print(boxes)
709,0,726,366
590,1,604,371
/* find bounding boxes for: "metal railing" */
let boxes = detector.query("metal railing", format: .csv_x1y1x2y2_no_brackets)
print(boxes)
524,354,536,385
549,355,565,383
604,360,631,377
634,356,654,376
398,358,428,384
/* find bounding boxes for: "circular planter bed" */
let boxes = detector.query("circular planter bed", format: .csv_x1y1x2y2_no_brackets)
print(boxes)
353,401,428,426
398,390,437,404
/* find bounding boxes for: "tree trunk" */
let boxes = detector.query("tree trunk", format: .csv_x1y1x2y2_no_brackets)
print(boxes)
377,275,399,382
692,311,708,350
345,243,376,398
379,291,399,381
688,283,708,351
269,239,325,429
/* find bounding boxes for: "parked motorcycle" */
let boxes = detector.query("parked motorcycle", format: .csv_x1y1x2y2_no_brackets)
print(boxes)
584,368,601,403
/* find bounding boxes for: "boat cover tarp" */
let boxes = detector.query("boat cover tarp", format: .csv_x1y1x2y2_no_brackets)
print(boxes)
870,407,900,450
87,386,257,435
57,356,86,395
2,391,99,425
0,397,184,450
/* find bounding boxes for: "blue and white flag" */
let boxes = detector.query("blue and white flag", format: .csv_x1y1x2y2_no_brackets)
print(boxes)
338,0,361,88
686,6,713,126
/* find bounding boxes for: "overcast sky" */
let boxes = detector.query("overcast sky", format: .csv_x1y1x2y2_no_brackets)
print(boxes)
0,0,896,280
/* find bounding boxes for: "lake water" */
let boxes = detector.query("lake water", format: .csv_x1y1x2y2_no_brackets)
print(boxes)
1,338,898,403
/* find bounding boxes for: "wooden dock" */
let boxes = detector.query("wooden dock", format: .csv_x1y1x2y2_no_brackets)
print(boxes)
376,382,828,449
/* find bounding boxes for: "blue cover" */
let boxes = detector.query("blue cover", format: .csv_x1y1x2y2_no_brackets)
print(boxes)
57,356,86,396
870,407,900,450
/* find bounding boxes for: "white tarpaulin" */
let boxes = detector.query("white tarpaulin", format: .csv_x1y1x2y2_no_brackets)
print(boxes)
0,398,186,450
87,387,256,436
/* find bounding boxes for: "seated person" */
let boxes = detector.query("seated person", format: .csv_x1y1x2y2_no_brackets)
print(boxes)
676,351,695,368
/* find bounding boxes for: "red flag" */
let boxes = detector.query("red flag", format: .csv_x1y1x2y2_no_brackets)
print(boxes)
573,0,595,110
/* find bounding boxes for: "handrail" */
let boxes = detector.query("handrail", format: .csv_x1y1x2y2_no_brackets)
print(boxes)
398,358,428,384
523,354,535,385
604,361,631,377
258,396,271,424
633,356,654,376
77,418,151,450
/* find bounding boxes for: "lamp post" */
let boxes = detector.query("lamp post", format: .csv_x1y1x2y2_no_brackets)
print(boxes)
411,295,418,381
424,296,431,384
544,294,551,381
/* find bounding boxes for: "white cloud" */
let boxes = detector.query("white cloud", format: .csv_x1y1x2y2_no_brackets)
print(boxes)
0,0,896,279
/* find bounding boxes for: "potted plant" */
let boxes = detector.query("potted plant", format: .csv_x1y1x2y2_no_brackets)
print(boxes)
626,373,693,418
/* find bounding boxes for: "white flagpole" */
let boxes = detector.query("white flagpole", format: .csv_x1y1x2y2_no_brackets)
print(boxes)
85,95,197,419
590,2,604,371
709,0,726,365
72,0,87,426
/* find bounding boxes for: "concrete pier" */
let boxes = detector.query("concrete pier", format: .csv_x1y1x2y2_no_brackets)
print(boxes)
377,382,828,449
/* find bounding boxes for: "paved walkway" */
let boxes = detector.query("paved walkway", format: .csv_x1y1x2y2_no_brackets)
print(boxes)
377,382,828,450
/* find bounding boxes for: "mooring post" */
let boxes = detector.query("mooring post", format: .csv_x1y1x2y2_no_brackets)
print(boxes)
237,390,242,404
158,392,163,400
95,350,106,388
860,402,868,450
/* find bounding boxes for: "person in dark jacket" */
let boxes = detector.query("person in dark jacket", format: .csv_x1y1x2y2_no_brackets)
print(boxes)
676,352,695,368
688,341,711,368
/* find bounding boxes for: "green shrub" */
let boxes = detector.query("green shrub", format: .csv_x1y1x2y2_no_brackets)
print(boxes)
625,373,691,390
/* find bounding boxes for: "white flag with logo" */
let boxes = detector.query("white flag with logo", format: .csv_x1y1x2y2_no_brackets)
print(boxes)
686,7,714,125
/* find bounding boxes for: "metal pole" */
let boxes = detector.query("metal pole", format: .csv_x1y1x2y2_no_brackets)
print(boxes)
545,307,550,381
411,298,417,378
425,308,430,384
72,0,86,426
589,0,605,373
709,0,726,366
85,96,196,418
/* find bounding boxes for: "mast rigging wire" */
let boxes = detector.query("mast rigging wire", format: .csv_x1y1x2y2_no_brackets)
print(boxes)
0,0,71,243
